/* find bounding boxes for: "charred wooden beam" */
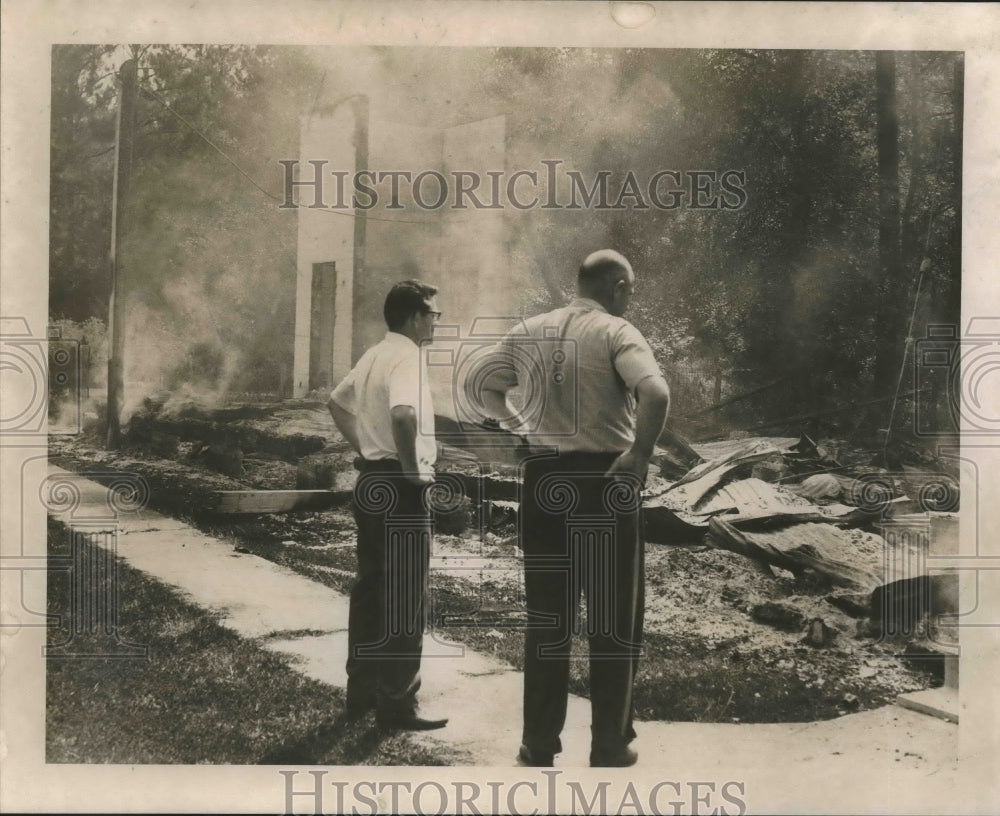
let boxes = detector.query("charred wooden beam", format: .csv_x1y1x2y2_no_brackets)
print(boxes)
214,471,519,515
706,517,881,591
217,489,352,514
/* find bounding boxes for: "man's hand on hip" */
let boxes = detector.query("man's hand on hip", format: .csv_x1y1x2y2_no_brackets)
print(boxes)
604,448,651,480
405,472,435,487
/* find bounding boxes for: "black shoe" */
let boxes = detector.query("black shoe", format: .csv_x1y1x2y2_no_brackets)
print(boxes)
375,710,448,731
345,680,376,719
516,744,554,767
345,697,376,720
590,745,638,767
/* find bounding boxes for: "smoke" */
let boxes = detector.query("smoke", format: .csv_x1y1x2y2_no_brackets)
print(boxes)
121,289,242,420
110,49,311,419
103,46,694,420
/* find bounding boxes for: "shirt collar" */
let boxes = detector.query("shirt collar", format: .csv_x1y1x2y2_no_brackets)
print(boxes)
384,331,418,347
569,297,608,313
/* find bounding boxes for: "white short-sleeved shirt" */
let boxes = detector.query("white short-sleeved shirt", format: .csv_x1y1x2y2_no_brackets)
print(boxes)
494,298,662,453
329,332,436,474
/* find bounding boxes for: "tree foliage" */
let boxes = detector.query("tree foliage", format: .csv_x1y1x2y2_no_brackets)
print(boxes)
50,46,961,433
486,47,961,432
51,45,324,398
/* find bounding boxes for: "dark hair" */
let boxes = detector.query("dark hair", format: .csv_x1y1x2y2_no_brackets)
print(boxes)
577,249,632,299
383,279,438,331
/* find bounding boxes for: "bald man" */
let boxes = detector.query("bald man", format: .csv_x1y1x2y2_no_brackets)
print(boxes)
476,250,670,767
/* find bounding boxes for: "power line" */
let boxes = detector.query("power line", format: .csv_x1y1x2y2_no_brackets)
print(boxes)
881,207,947,465
139,82,285,204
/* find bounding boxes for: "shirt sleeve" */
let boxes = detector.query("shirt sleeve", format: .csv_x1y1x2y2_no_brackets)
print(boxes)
329,368,357,413
611,322,663,390
387,351,422,410
489,336,521,389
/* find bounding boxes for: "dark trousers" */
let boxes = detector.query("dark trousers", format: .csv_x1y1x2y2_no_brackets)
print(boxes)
520,452,645,755
347,459,431,715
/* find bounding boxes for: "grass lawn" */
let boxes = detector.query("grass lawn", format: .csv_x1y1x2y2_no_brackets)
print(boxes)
45,517,468,765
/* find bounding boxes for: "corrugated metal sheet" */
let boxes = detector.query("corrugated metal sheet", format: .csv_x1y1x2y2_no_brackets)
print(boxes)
708,518,884,590
690,436,800,463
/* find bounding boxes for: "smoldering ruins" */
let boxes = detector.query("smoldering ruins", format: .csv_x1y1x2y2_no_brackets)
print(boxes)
47,44,964,757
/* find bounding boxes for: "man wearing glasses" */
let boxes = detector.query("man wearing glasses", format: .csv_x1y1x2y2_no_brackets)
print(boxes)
327,279,447,730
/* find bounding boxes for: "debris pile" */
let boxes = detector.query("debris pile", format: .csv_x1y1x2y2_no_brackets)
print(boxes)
52,402,955,720
125,397,328,476
121,399,960,662
643,430,960,653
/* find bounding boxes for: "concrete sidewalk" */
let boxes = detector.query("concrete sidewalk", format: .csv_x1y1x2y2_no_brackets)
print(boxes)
47,465,968,812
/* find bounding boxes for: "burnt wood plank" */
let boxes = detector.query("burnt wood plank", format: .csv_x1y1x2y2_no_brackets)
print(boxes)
706,517,882,591
216,489,352,514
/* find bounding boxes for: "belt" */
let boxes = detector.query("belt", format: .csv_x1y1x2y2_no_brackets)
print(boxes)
525,450,620,468
355,457,404,473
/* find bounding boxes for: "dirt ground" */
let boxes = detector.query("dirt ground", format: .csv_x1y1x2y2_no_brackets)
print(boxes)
49,401,943,725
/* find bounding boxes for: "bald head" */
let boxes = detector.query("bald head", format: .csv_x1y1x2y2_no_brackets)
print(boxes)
578,249,635,316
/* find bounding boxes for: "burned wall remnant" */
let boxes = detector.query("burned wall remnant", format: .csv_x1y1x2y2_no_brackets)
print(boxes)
292,94,518,407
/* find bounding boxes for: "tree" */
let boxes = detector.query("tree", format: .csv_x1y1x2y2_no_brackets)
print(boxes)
50,45,961,429
49,45,118,320
50,45,325,402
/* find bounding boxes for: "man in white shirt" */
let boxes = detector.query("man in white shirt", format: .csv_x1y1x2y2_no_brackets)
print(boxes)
476,250,670,767
327,279,447,731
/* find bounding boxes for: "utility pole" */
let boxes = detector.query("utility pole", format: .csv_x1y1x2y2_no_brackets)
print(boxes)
348,94,369,368
106,58,137,449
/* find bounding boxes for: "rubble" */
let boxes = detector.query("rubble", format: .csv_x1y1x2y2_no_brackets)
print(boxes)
803,618,837,648
296,454,337,489
198,415,960,661
663,436,799,499
708,519,882,591
650,424,704,479
796,473,841,500
126,400,327,469
751,601,805,632
50,405,947,724
825,592,871,619
638,429,961,661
